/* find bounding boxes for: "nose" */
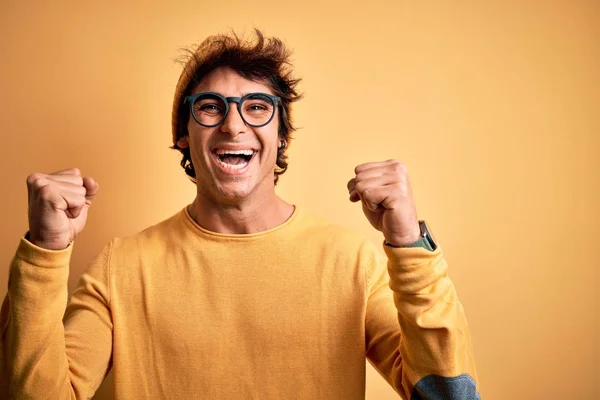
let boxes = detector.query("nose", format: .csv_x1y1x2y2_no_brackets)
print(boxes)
220,102,246,138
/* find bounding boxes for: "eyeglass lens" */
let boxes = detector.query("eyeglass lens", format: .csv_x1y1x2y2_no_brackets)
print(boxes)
191,93,275,127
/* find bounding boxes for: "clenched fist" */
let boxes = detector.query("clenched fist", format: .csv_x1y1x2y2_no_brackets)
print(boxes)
26,168,98,250
347,160,420,247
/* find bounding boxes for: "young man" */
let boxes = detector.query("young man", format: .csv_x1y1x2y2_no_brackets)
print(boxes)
1,31,479,399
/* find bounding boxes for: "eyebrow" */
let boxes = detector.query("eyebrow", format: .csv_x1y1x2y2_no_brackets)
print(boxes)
237,92,272,97
191,90,275,99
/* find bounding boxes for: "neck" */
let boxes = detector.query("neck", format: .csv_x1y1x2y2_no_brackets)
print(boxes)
188,190,294,235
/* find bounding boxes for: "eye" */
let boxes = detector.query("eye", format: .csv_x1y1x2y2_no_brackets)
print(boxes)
194,101,224,115
243,95,273,115
200,104,223,112
246,103,268,112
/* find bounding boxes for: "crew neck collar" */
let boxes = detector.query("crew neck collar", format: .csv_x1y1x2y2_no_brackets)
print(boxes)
182,205,300,240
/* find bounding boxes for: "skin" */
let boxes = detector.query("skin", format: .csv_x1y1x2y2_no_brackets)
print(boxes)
26,68,421,249
176,66,294,234
27,168,98,250
348,160,421,246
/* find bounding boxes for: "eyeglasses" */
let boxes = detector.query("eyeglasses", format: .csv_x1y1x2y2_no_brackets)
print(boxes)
184,92,281,128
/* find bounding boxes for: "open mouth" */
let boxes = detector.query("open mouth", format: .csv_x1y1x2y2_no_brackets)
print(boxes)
213,149,256,170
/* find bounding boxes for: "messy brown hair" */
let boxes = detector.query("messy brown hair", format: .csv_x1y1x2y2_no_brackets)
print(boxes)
170,29,302,184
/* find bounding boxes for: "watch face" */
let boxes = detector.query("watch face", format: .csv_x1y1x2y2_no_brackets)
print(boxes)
419,220,438,251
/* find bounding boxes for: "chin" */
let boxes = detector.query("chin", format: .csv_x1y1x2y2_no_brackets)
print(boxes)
214,180,256,201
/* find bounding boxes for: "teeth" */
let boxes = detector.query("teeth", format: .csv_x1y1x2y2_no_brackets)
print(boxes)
214,149,255,170
217,158,248,170
216,149,254,156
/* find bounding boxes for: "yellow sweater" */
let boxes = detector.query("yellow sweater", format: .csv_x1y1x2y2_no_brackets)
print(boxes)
1,207,478,399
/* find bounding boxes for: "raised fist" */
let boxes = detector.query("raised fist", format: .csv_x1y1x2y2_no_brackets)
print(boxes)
347,160,420,247
26,168,98,250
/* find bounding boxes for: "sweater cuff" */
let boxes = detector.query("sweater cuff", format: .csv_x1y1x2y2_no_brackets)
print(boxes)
15,236,74,269
382,242,447,294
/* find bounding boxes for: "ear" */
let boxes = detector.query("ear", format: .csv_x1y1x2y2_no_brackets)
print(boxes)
177,136,189,149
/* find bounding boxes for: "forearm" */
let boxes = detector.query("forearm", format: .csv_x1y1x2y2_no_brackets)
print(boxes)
385,245,478,397
1,238,76,398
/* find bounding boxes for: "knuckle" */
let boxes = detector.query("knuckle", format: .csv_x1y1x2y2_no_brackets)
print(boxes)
391,160,407,175
73,177,84,188
392,181,405,192
33,179,51,193
38,184,55,199
354,181,365,194
26,173,43,186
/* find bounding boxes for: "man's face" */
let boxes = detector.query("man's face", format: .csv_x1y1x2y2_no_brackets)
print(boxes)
178,67,281,203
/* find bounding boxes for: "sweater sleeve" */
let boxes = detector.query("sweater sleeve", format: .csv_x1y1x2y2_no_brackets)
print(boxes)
364,241,480,399
0,238,113,399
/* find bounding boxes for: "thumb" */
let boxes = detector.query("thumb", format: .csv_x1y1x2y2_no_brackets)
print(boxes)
83,177,99,202
71,202,92,234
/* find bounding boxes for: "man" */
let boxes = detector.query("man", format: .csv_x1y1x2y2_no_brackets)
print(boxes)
1,30,479,399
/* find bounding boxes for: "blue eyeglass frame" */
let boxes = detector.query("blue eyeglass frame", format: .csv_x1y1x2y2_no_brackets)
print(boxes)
184,91,281,128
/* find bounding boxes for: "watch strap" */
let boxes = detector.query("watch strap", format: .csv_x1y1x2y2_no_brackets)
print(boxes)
384,236,434,251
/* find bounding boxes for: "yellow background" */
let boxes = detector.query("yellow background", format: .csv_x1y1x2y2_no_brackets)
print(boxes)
1,1,598,399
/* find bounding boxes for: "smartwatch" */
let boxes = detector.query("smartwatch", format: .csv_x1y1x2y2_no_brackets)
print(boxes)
385,220,438,252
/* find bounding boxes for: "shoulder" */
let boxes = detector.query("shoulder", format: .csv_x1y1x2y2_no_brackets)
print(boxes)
109,208,187,255
294,208,379,256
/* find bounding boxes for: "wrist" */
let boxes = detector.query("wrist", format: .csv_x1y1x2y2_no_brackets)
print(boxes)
384,220,437,252
384,230,421,248
26,232,70,251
